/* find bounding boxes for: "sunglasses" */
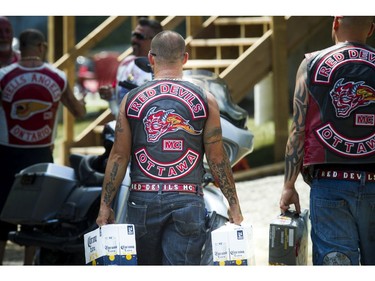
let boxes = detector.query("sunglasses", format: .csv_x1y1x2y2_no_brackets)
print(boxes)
131,32,153,40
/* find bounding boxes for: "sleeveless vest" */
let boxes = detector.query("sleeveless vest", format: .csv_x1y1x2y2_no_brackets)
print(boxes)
125,79,208,184
0,63,67,148
304,42,375,166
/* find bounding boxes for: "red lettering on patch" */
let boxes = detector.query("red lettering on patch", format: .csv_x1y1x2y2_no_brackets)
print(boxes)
163,139,183,151
355,114,375,126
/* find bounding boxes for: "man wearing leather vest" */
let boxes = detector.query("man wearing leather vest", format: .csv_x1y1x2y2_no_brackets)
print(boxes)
96,30,243,265
0,28,86,265
279,16,375,265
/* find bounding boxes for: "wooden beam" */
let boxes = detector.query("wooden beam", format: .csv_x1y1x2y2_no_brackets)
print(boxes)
271,16,289,162
184,59,235,69
220,16,331,104
74,108,114,147
47,16,63,62
189,37,259,47
62,16,76,165
54,16,127,69
186,16,203,38
220,29,273,104
286,16,332,54
214,16,271,26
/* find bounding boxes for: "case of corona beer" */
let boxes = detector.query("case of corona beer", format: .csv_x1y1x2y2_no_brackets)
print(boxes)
211,223,255,266
84,224,137,265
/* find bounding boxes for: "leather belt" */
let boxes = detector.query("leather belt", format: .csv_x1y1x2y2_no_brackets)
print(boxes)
130,183,203,195
314,169,375,182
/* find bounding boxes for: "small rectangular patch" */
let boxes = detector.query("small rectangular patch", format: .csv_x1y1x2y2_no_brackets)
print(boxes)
162,139,183,151
355,114,375,126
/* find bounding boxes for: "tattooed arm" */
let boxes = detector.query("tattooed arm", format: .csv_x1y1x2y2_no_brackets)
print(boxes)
204,91,243,225
279,59,309,214
96,96,132,226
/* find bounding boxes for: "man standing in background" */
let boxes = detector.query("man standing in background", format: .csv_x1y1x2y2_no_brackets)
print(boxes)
0,28,86,265
0,16,19,68
99,17,163,116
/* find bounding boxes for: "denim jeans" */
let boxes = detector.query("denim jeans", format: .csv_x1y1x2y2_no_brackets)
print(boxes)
310,174,375,265
125,191,207,265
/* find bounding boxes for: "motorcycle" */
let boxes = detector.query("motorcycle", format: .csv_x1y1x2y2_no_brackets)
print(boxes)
0,59,254,265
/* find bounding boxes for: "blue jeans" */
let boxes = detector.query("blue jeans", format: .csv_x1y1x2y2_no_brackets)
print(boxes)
125,191,206,265
310,174,375,265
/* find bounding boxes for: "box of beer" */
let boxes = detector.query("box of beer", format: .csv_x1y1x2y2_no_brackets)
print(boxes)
268,209,309,265
211,223,255,266
84,224,137,265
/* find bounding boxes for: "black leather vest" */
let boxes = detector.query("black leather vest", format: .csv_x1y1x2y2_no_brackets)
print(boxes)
125,79,209,183
304,42,375,166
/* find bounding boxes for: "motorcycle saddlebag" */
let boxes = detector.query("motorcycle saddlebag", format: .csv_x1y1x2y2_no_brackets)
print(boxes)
0,163,78,225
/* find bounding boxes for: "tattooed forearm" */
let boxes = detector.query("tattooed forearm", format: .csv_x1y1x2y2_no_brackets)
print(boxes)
285,140,304,182
204,127,222,144
208,155,238,206
114,116,124,141
103,162,119,205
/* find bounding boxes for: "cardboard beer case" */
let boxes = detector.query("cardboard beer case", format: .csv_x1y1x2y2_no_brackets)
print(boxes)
268,209,309,265
211,222,255,266
84,224,137,265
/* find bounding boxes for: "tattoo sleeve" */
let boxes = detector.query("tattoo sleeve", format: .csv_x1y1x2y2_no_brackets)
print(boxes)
204,127,222,144
114,112,124,140
205,126,239,206
209,155,238,205
103,162,119,205
285,61,308,183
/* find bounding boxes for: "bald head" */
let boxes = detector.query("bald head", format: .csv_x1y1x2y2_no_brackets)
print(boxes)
19,29,46,51
19,29,47,61
339,16,374,27
333,16,375,44
150,30,186,63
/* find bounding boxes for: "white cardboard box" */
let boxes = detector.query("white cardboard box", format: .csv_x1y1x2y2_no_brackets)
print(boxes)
84,224,137,265
211,223,255,266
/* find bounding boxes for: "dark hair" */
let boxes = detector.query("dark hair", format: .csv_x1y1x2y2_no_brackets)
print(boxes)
138,17,163,37
19,29,46,50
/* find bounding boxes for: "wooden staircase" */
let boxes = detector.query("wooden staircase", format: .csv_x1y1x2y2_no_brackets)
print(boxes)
184,16,271,74
63,16,332,164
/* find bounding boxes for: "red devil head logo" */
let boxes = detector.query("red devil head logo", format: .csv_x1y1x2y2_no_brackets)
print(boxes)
330,78,375,118
143,107,202,143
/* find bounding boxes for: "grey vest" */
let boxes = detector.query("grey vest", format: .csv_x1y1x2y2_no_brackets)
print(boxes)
125,79,209,184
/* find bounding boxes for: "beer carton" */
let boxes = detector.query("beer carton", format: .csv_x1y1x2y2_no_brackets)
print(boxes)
268,209,309,265
211,223,255,266
84,224,137,265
